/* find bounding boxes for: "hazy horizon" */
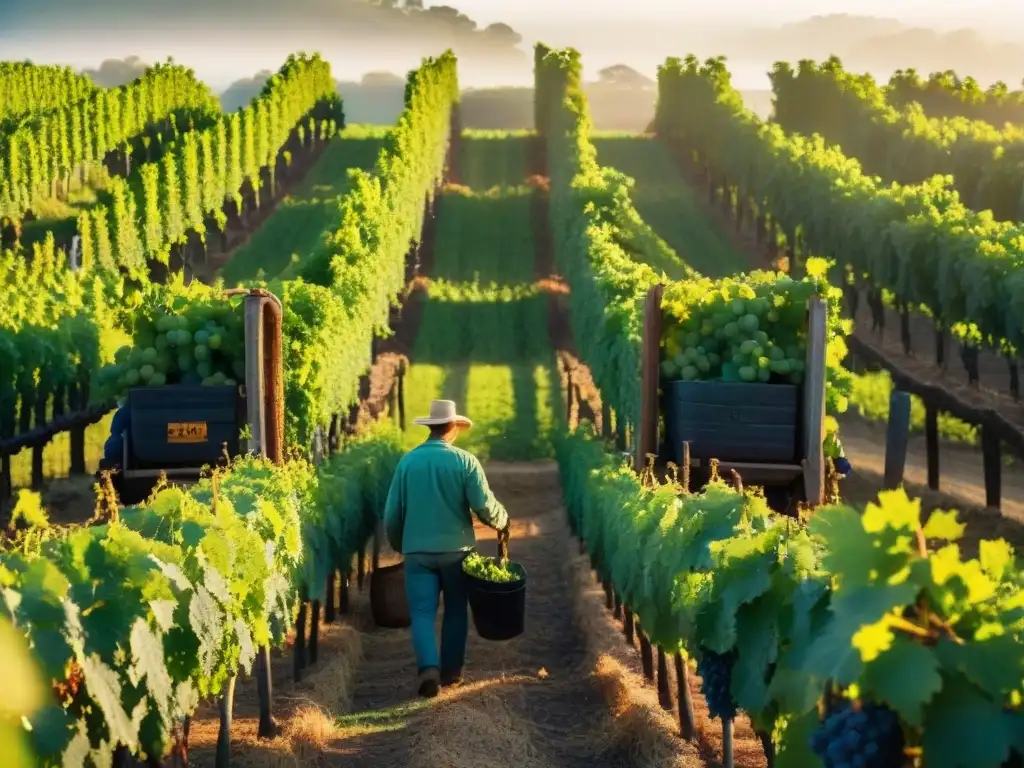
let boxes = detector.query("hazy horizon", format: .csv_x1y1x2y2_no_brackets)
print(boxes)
3,1,1024,91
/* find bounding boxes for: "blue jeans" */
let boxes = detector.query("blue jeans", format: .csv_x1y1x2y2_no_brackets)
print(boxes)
404,551,469,674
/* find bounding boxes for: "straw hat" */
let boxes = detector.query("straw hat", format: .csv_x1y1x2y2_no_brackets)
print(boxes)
413,399,473,428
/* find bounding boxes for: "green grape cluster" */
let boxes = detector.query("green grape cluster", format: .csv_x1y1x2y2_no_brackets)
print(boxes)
462,552,519,583
95,304,245,401
660,273,818,385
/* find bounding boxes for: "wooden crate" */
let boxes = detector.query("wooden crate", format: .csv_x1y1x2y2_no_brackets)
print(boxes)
661,380,799,464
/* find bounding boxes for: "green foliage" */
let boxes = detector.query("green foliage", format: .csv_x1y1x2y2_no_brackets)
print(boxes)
655,55,1024,358
0,615,46,768
555,426,1024,766
0,420,404,765
0,62,96,123
772,58,1024,222
537,45,849,450
537,44,687,443
0,61,218,225
463,552,518,583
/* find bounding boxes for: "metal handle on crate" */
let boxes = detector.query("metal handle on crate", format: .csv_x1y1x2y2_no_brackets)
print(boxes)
496,526,510,567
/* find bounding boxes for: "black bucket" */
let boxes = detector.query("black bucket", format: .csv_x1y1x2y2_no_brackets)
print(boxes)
465,560,527,641
370,561,411,628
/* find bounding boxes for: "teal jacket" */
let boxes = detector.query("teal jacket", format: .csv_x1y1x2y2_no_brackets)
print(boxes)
383,437,508,554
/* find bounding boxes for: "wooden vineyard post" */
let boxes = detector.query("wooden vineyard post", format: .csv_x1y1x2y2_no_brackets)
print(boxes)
325,571,337,623
398,359,407,431
657,648,673,711
639,625,654,680
722,718,735,768
674,653,696,740
339,568,351,615
294,594,308,682
981,422,1002,509
255,647,278,739
372,522,382,572
801,297,827,508
309,600,321,665
357,544,367,590
241,288,284,739
215,675,237,768
635,285,664,472
925,404,940,490
883,390,911,490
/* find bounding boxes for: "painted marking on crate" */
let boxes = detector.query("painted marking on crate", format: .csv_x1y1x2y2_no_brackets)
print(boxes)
167,422,208,443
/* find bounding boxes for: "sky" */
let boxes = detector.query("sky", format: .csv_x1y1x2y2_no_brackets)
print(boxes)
1,0,1020,90
445,0,1018,32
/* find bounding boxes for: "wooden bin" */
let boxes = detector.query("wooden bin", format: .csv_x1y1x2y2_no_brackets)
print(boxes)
636,285,828,507
661,380,800,465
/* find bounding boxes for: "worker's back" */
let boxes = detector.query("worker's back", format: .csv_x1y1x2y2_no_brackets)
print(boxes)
393,438,480,553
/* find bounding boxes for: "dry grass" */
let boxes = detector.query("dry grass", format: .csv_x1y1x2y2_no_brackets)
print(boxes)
187,618,364,767
406,685,548,768
566,542,768,768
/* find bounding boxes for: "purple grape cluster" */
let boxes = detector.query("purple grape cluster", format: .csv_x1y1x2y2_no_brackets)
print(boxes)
810,702,905,768
697,648,736,720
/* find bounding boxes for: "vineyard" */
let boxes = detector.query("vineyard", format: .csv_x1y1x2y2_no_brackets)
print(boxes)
0,42,1021,768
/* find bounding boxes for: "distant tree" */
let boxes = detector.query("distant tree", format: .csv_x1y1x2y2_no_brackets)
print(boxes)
220,70,273,112
596,64,654,88
361,71,404,87
426,5,476,31
483,22,522,46
82,55,148,87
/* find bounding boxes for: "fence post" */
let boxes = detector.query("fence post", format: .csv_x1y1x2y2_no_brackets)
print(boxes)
883,390,911,489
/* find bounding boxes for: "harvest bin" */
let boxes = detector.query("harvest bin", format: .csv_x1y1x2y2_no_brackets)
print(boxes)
466,562,527,641
635,284,828,510
661,380,800,464
370,562,412,628
126,385,241,468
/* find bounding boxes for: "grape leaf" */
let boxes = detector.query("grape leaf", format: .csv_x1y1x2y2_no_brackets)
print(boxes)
234,617,256,675
861,636,941,725
732,595,780,712
921,673,1018,768
809,506,903,588
802,582,917,684
772,708,820,768
921,509,965,541
80,653,144,751
934,634,1024,699
188,585,224,680
978,539,1014,582
129,618,172,712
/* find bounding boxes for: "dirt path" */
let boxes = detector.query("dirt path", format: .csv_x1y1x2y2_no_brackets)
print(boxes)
329,463,642,768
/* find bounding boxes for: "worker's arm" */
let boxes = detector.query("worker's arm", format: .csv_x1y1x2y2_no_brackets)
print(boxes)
383,463,406,552
465,456,508,531
102,407,130,465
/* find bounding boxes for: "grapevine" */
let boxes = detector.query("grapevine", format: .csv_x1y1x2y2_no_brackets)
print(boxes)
655,55,1024,358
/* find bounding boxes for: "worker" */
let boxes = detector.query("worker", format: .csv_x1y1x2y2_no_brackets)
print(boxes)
383,399,509,699
96,398,130,502
102,398,131,467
